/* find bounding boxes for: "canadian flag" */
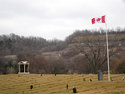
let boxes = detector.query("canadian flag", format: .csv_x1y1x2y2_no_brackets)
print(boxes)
92,16,105,24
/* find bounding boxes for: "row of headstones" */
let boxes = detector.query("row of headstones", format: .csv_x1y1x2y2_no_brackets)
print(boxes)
98,71,125,81
15,73,125,94
15,77,125,94
15,73,125,82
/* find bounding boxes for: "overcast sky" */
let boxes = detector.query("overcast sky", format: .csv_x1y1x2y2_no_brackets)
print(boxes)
0,0,125,40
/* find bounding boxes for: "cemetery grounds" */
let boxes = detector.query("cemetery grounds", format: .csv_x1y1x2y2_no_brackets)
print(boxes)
0,74,125,94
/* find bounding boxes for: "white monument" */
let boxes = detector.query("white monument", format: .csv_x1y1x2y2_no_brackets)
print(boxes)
18,61,30,74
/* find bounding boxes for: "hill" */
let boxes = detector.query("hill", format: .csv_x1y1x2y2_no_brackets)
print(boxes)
1,29,125,74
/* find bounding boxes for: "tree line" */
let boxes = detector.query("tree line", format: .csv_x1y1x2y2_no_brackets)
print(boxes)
0,28,125,74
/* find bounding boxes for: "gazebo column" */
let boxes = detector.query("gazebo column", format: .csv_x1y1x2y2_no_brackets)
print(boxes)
24,64,25,73
19,63,20,73
28,63,29,73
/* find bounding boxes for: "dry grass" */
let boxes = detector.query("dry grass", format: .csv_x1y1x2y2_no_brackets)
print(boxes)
0,74,125,94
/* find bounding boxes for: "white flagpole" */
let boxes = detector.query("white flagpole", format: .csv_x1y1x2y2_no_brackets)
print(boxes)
105,18,110,81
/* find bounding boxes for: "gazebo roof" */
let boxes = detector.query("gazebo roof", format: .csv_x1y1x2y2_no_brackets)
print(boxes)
18,61,29,64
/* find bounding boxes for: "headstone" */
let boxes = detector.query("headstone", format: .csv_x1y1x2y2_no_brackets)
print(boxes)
66,84,68,89
30,85,33,89
98,70,103,81
122,77,125,81
55,73,56,76
89,79,92,82
111,77,113,81
72,87,77,93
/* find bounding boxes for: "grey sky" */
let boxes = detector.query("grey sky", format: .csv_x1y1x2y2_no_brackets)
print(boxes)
0,0,125,40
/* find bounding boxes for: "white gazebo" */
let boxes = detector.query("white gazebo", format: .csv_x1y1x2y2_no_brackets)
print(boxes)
18,61,30,74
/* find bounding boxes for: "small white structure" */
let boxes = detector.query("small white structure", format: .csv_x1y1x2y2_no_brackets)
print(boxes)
18,61,30,74
122,77,125,81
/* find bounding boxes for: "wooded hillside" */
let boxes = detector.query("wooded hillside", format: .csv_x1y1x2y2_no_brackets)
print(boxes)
0,28,125,74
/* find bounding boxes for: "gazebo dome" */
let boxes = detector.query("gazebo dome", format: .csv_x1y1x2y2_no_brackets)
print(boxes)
18,61,29,64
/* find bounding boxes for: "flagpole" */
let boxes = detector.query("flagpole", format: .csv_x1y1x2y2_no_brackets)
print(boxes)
105,21,110,81
91,15,110,81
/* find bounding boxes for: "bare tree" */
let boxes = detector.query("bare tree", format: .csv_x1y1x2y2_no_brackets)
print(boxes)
82,34,114,73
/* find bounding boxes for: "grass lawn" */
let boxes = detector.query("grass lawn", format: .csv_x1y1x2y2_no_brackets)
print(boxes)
0,74,125,94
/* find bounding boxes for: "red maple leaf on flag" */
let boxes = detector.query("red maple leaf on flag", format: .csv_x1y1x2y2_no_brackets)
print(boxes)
96,18,101,22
